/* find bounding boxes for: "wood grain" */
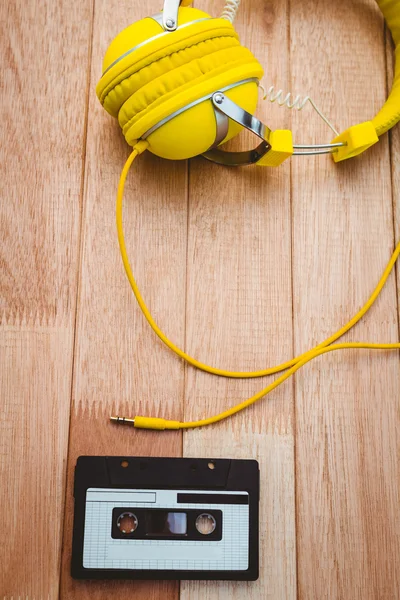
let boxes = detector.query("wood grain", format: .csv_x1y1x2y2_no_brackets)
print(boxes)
390,41,400,600
2,0,400,597
182,1,297,598
0,0,92,597
58,0,186,597
290,0,400,597
388,16,400,319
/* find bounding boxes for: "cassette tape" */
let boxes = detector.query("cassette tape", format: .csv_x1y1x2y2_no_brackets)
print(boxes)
71,456,259,581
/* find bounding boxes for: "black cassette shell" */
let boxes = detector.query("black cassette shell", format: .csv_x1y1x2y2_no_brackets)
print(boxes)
71,456,259,581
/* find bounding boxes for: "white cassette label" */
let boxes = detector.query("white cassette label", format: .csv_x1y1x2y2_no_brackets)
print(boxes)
83,488,249,571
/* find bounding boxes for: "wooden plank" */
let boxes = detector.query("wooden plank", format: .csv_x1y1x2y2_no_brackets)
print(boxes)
59,0,187,597
182,1,296,598
389,30,400,600
387,11,400,318
393,136,400,325
290,0,400,597
0,0,92,597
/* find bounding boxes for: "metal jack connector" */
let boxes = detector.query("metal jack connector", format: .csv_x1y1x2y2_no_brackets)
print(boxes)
110,416,135,426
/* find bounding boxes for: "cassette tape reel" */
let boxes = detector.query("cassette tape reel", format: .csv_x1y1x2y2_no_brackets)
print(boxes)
71,456,259,580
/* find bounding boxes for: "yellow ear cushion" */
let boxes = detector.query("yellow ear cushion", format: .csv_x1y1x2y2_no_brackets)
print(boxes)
103,36,240,117
97,17,239,114
101,7,211,73
124,61,263,145
118,44,258,129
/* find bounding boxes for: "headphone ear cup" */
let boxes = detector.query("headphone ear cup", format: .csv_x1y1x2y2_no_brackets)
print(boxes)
97,7,263,160
97,7,221,114
105,36,240,120
119,43,261,159
144,79,260,160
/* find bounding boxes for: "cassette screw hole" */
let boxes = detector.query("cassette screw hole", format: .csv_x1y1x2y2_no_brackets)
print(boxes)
190,463,197,471
208,461,215,470
196,513,216,535
117,512,138,534
121,460,129,468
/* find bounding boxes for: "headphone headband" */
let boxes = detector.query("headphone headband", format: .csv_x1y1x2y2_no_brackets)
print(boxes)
373,0,400,137
329,0,400,162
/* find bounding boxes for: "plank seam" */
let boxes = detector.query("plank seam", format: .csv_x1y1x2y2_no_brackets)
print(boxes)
385,23,400,343
286,0,300,597
57,0,96,596
182,158,190,429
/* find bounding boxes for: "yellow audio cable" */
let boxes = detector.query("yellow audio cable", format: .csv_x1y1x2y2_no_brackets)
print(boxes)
112,144,400,430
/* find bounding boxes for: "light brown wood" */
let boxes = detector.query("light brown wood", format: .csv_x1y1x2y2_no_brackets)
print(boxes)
0,0,92,597
390,46,400,600
389,19,400,317
2,0,400,598
290,0,400,598
182,1,297,598
58,0,186,597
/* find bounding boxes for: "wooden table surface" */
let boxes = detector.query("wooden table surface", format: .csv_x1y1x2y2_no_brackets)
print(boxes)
1,0,400,598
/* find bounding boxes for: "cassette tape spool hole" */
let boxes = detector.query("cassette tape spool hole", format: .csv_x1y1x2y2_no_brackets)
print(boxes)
195,513,217,535
117,512,138,534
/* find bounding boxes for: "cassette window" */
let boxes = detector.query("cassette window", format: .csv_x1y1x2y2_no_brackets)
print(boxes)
148,511,187,535
111,507,223,541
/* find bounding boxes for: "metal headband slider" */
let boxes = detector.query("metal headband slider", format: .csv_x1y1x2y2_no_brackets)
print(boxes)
162,0,184,31
203,92,272,166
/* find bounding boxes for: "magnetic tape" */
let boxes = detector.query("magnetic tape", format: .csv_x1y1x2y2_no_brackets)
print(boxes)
72,456,259,580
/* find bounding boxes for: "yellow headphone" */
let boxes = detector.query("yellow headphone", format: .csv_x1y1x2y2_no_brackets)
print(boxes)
97,1,400,431
97,0,400,166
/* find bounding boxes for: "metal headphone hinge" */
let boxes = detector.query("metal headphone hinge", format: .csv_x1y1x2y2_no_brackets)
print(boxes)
162,0,185,31
202,92,272,167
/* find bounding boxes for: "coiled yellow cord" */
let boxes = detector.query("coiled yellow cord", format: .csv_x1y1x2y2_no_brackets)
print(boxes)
114,145,400,430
